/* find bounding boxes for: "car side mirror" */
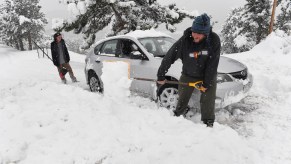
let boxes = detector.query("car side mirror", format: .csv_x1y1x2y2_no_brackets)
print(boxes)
130,51,144,60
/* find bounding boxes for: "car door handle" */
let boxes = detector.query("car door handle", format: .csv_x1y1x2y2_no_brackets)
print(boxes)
95,60,100,63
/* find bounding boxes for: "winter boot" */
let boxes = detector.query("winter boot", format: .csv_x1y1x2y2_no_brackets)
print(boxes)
203,120,214,128
71,77,78,83
61,78,67,84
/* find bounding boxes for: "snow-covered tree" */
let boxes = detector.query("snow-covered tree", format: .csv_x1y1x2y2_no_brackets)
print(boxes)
221,8,252,53
56,0,196,50
0,0,47,50
0,0,23,50
276,0,291,34
65,38,86,54
243,0,271,44
221,0,271,53
16,0,48,50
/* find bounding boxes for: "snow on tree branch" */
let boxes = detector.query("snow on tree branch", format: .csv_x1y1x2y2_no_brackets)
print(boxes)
19,15,31,25
55,0,196,50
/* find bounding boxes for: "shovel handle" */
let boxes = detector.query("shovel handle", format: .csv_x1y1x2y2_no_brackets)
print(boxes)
133,77,203,90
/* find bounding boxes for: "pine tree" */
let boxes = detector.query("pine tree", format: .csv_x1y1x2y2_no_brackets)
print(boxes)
0,0,47,50
276,0,291,34
16,0,48,50
0,0,23,50
221,0,271,53
221,8,246,53
243,0,271,44
57,0,196,50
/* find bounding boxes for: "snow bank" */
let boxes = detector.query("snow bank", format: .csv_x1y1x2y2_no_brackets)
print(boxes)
227,31,291,99
224,31,291,164
0,44,261,164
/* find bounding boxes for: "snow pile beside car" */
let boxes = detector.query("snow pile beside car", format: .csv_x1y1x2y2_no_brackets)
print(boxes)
222,31,291,164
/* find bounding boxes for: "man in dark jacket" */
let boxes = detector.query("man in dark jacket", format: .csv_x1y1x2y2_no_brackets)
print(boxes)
157,13,221,127
51,32,77,84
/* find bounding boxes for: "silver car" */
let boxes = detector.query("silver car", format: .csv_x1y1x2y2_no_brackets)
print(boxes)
85,30,253,109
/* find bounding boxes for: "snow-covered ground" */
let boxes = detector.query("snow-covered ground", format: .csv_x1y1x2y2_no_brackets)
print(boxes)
0,31,291,164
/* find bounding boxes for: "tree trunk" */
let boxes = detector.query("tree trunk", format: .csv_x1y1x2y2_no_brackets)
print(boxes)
269,0,278,34
18,38,25,51
13,36,20,50
28,31,32,50
14,41,20,50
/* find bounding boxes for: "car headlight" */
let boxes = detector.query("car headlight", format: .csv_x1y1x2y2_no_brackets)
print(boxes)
217,73,232,83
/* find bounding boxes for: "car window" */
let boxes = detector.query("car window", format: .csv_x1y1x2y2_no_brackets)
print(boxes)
139,39,157,54
116,39,143,59
94,43,103,55
100,40,118,56
138,37,175,57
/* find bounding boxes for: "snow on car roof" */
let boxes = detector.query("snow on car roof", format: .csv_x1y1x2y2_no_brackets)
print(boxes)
125,29,171,39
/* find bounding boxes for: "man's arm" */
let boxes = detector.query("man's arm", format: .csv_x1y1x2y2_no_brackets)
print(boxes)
51,42,58,66
157,37,183,82
203,33,221,89
63,40,70,62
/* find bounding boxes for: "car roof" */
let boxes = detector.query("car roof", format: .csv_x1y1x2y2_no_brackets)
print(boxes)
125,29,172,39
93,29,173,46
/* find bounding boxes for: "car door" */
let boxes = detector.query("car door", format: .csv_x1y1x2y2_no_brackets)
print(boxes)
91,39,119,78
92,38,157,98
113,39,158,98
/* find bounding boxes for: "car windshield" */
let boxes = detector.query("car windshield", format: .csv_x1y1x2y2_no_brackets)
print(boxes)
138,37,176,57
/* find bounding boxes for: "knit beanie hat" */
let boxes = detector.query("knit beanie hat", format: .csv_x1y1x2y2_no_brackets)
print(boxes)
53,32,62,40
191,13,211,34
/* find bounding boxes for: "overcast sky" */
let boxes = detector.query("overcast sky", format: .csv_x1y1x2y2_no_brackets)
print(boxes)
0,0,246,38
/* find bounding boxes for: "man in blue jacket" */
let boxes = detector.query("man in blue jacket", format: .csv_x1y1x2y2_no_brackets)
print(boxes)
157,14,221,127
51,32,77,84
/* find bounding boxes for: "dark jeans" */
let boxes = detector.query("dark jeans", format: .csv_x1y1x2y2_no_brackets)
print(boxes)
175,75,216,122
57,63,76,80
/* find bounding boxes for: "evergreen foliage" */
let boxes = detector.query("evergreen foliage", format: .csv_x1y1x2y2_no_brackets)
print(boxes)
57,0,196,50
221,8,249,54
221,0,272,54
0,0,47,50
276,0,291,34
222,0,291,54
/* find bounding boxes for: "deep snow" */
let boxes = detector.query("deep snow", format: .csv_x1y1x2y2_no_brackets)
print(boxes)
0,31,291,164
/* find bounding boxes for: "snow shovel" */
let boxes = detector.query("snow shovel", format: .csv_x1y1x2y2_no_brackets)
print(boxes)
133,77,204,91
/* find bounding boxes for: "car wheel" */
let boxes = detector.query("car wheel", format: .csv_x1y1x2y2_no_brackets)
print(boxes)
88,71,103,93
158,84,178,110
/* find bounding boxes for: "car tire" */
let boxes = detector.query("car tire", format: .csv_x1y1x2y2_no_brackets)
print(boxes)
158,84,178,110
88,71,103,93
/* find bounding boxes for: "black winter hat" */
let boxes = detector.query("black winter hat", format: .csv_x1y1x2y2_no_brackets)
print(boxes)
53,32,62,40
191,13,211,35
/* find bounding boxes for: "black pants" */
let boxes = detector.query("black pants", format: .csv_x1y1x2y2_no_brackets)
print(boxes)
175,75,216,122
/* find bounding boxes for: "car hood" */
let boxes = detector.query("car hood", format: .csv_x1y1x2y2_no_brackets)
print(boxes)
155,56,247,76
218,56,247,73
